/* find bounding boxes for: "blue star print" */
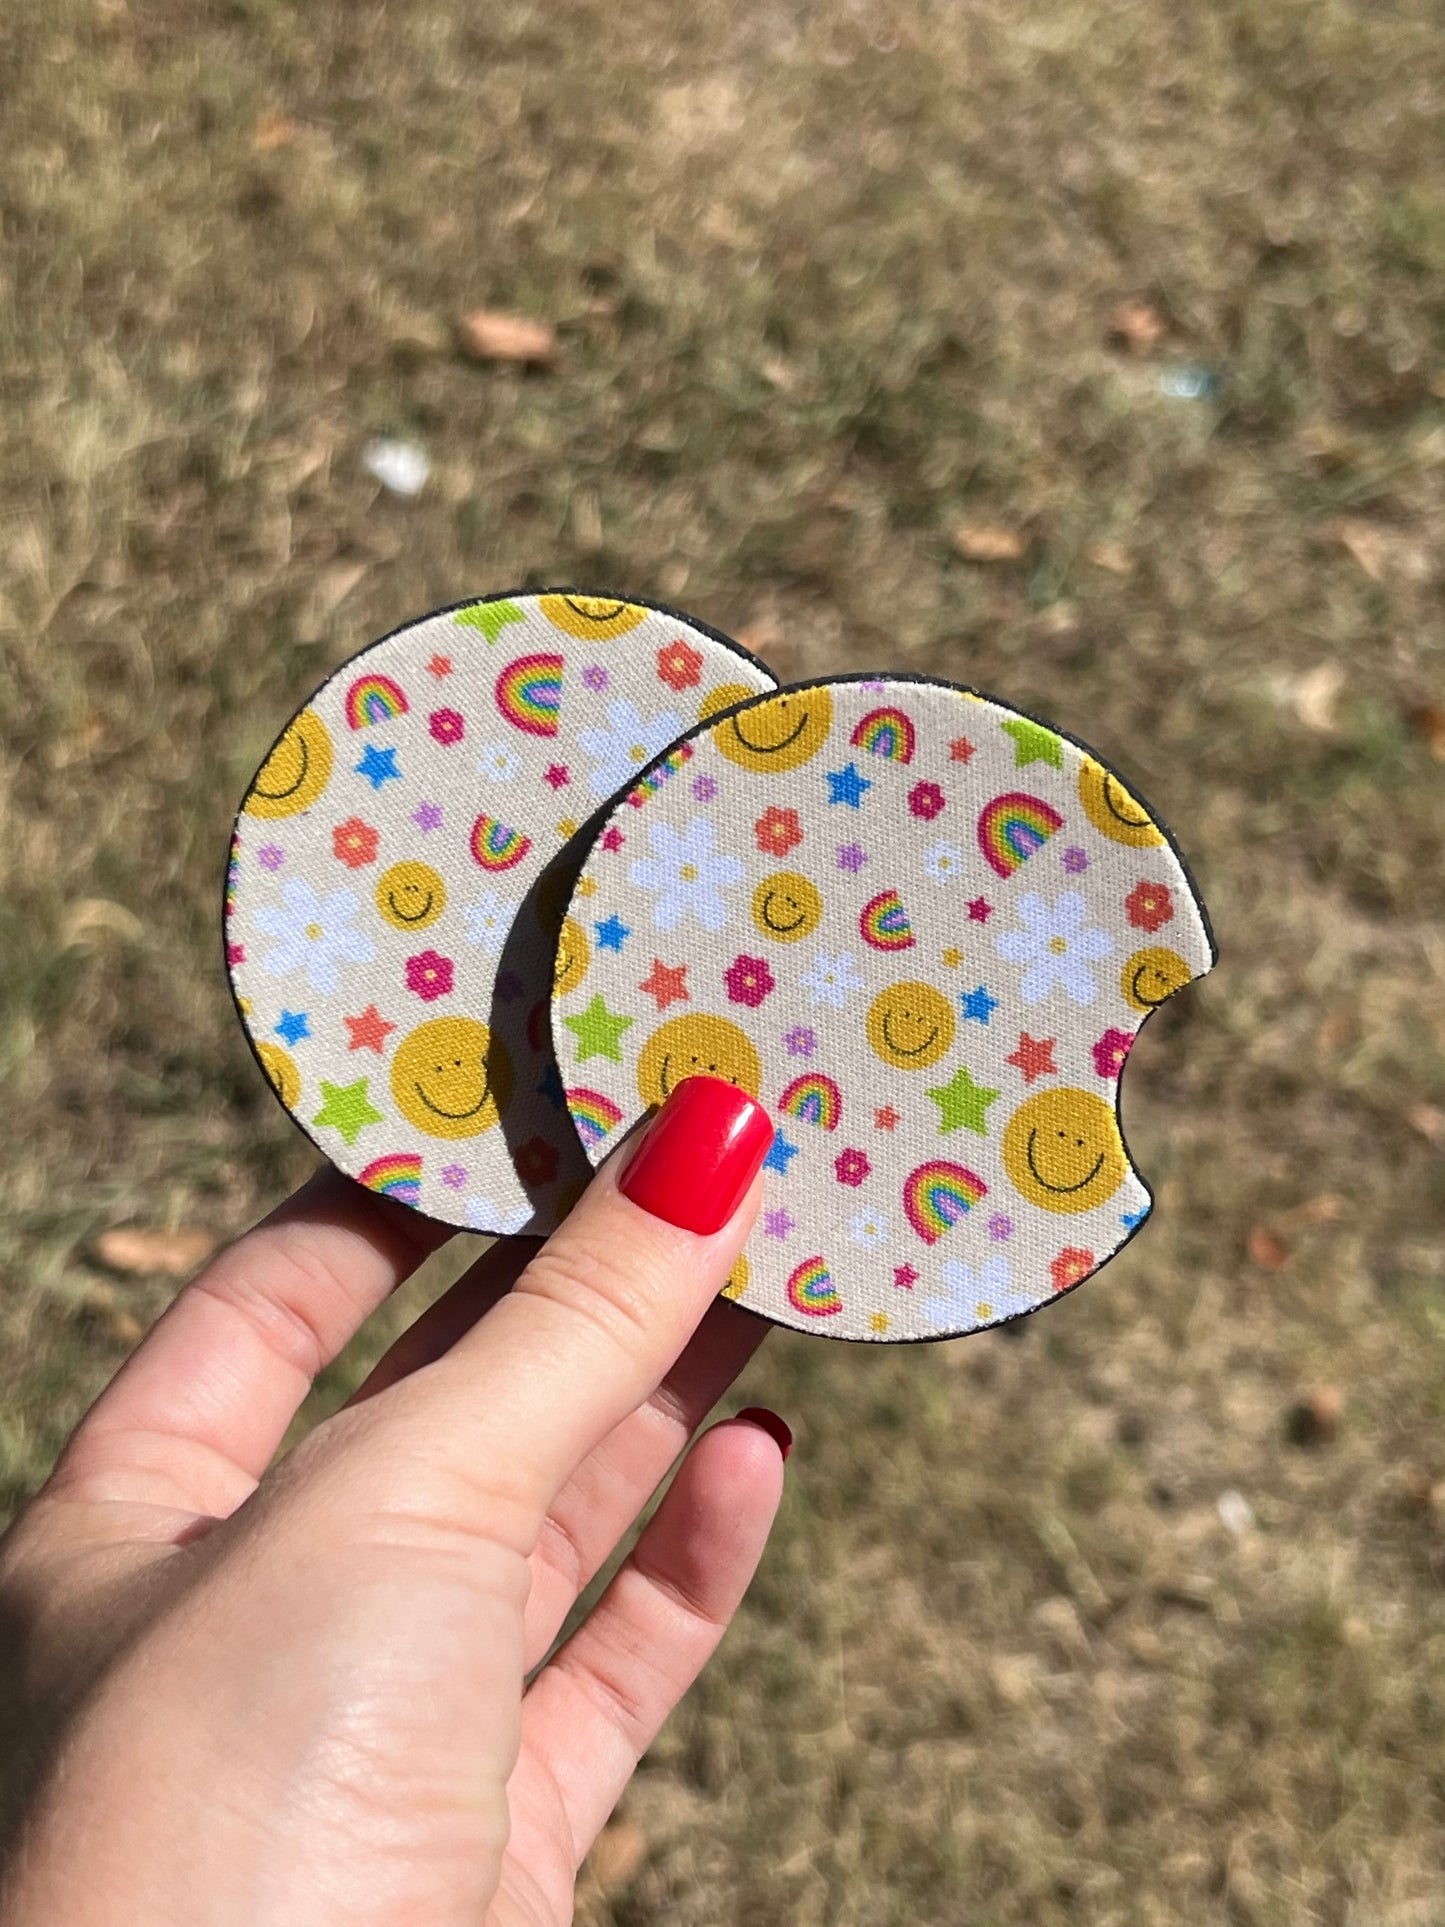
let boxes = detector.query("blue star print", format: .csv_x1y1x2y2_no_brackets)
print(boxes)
595,915,631,953
1121,1207,1151,1231
825,762,872,809
355,744,400,790
763,1130,800,1176
960,984,998,1025
274,1009,311,1045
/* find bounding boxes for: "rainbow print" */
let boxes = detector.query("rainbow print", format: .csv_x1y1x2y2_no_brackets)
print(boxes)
225,831,241,917
494,653,563,737
850,706,916,764
859,888,915,952
903,1160,988,1245
567,1087,624,1150
344,674,409,730
470,813,532,872
778,1073,843,1132
358,1152,422,1207
786,1255,843,1317
626,742,694,808
977,791,1064,877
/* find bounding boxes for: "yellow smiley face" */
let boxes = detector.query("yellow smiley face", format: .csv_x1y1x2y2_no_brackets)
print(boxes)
721,1254,750,1301
636,1014,762,1110
712,688,835,773
553,915,590,997
1078,758,1164,849
255,1041,300,1109
391,1017,512,1139
1121,945,1193,1013
538,593,647,639
1003,1087,1128,1215
244,709,334,818
375,861,447,932
866,980,956,1070
698,681,758,726
751,871,824,944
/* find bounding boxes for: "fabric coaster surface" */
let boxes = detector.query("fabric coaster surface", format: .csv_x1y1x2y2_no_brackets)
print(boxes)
555,676,1215,1341
226,592,776,1234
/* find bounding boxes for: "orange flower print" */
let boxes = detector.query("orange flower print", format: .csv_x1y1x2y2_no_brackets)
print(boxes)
333,816,380,868
1125,880,1174,933
1049,1247,1095,1292
755,806,803,857
656,638,704,691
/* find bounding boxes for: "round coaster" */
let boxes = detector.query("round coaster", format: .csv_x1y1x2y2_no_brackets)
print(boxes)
555,676,1215,1340
226,592,776,1234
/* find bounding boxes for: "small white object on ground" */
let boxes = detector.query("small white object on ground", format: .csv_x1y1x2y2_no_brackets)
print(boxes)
361,437,431,497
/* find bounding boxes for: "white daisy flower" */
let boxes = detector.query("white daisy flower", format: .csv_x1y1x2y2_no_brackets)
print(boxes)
461,892,512,955
801,950,864,1010
849,1209,891,1250
628,816,743,934
921,1254,1018,1329
577,698,684,800
254,879,374,993
466,1197,533,1236
476,742,522,784
994,890,1114,1005
922,840,965,885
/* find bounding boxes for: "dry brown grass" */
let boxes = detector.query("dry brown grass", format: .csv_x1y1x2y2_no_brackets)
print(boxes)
3,0,1444,1919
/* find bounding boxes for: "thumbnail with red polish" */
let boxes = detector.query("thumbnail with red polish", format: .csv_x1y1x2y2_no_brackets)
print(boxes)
619,1076,774,1235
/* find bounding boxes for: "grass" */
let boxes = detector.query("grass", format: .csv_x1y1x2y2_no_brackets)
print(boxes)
2,0,1444,1918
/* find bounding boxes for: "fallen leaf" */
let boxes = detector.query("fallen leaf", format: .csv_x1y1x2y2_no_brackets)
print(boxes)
456,309,557,366
589,1820,647,1891
953,521,1026,563
1108,299,1166,354
1406,1102,1443,1143
1283,1193,1343,1228
1292,661,1345,733
251,110,300,152
1407,703,1445,761
1246,1224,1290,1270
93,1226,216,1278
61,898,144,947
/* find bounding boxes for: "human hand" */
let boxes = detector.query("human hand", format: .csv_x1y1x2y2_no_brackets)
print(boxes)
0,1076,784,1926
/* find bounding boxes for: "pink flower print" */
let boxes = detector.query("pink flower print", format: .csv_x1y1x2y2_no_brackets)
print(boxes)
755,806,803,857
405,949,454,1002
834,1148,871,1187
1126,880,1175,933
657,638,704,691
908,781,945,822
724,953,775,1009
1050,1247,1095,1292
428,707,465,746
333,817,380,868
1091,1027,1134,1079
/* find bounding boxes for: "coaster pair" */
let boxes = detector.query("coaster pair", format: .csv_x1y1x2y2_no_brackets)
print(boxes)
227,592,1215,1343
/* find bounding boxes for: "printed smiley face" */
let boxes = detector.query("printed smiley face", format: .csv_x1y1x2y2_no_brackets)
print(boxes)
1003,1087,1128,1215
391,1016,512,1139
1078,757,1164,849
713,688,835,773
866,980,956,1070
636,1014,763,1109
537,593,646,639
244,709,334,819
553,915,590,996
375,861,447,931
751,871,824,944
1121,945,1193,1013
255,1041,300,1109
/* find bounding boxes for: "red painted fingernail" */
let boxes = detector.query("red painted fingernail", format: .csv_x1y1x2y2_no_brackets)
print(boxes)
618,1076,773,1235
736,1407,793,1460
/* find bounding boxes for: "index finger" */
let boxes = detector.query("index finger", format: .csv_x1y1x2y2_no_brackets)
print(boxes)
317,1077,772,1556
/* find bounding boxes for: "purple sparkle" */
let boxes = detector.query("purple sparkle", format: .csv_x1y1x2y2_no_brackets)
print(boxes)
582,665,608,692
441,1164,468,1189
785,1025,817,1058
412,802,444,833
763,1208,796,1239
691,773,717,802
1061,845,1089,874
836,842,868,873
988,1213,1015,1242
257,844,285,871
